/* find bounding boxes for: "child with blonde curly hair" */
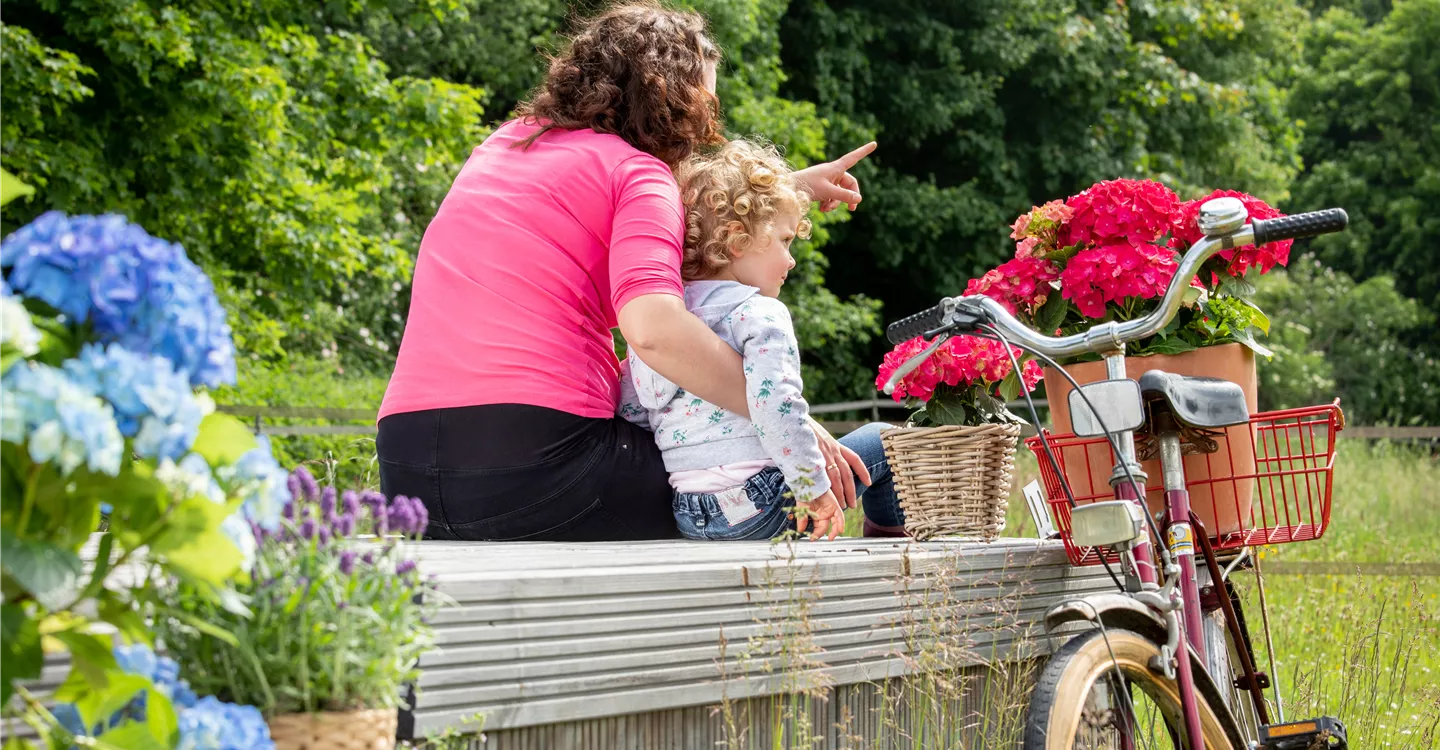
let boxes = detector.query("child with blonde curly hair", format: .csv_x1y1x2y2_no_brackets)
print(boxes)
618,139,903,541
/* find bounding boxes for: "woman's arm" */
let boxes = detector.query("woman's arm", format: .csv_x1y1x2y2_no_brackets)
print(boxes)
618,293,750,419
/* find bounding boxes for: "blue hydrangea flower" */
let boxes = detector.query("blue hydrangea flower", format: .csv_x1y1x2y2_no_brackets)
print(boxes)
1,212,237,388
62,343,213,459
177,696,274,750
1,361,123,475
214,435,290,532
53,644,201,740
1,289,41,358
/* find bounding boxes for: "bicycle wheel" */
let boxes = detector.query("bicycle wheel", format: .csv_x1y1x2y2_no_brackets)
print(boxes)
1024,628,1243,749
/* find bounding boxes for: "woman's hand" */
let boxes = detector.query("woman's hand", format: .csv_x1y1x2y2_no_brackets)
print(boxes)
794,142,878,213
796,489,845,541
809,418,870,510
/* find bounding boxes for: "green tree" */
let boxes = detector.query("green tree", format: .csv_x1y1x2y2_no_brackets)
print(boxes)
1286,0,1440,343
776,0,1306,346
1255,255,1440,425
1,1,487,369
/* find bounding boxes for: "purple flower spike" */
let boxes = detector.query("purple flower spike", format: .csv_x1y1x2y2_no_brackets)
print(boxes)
282,502,296,521
362,552,376,566
342,490,360,517
292,467,319,502
318,525,332,545
360,490,386,514
286,473,301,502
396,559,417,576
320,487,337,520
299,518,318,540
387,497,416,536
339,550,357,575
335,512,356,538
411,497,429,536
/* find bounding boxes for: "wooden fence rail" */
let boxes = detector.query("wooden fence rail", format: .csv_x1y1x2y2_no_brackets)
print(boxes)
215,403,1440,441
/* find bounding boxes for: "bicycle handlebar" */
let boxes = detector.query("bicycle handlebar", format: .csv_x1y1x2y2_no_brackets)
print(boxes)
882,200,1347,394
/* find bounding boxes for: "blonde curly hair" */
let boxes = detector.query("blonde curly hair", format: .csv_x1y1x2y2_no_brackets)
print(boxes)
676,139,813,281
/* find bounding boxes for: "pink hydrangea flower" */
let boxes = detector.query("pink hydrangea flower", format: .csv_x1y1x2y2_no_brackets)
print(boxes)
1170,189,1293,279
1058,243,1178,319
876,335,1044,402
964,256,1060,314
1061,179,1180,249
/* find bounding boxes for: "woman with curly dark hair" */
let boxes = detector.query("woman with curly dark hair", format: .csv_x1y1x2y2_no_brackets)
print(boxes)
377,1,877,541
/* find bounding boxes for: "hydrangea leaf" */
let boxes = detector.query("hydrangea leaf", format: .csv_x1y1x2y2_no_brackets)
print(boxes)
0,528,83,610
148,495,242,584
0,169,34,207
189,413,257,468
92,719,168,750
0,603,43,706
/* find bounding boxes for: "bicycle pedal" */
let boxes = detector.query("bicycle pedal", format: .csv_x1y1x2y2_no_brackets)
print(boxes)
1259,717,1347,749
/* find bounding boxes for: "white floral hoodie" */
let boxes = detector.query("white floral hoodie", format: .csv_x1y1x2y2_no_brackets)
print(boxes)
617,280,830,502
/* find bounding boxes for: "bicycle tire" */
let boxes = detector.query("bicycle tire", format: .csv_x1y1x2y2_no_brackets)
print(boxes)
1024,628,1244,749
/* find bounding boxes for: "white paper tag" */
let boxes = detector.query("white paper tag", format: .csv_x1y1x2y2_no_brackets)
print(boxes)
1023,480,1058,539
716,485,762,527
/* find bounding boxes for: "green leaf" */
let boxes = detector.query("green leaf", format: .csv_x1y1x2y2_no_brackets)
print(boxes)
1,603,43,706
0,169,35,207
4,737,38,750
1239,299,1271,335
1217,274,1257,301
998,368,1022,404
189,413,258,468
98,596,150,642
1231,327,1274,358
1142,337,1198,356
924,394,975,427
1033,291,1069,335
143,688,178,747
150,495,242,583
93,719,169,750
52,630,120,700
75,673,149,730
0,527,83,610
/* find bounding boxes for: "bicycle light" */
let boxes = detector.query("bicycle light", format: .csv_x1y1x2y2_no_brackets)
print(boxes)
1069,501,1146,548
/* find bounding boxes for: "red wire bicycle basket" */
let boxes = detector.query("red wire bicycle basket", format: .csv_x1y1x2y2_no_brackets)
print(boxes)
1025,403,1344,567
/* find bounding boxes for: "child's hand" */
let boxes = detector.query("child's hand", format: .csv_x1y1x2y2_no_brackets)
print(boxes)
796,489,844,541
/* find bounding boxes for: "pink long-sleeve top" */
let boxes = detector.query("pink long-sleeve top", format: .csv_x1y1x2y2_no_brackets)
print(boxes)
379,119,685,421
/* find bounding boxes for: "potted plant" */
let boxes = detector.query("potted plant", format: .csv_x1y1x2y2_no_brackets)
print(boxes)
874,335,1044,540
151,467,439,750
967,179,1295,533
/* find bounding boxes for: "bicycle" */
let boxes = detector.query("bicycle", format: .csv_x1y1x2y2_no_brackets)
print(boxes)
881,197,1350,749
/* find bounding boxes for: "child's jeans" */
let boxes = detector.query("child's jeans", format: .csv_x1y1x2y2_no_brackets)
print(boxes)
672,423,902,540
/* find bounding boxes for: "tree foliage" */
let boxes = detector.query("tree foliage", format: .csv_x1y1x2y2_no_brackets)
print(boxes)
776,0,1306,327
1,0,487,369
1286,0,1440,344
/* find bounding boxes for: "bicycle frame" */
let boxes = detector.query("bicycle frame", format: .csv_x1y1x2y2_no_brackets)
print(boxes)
1095,348,1211,749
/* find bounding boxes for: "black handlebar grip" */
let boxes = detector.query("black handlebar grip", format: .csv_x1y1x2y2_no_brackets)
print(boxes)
1252,208,1348,246
886,304,947,345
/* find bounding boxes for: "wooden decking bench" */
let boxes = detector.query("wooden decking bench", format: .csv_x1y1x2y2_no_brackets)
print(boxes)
403,537,1110,748
11,537,1109,748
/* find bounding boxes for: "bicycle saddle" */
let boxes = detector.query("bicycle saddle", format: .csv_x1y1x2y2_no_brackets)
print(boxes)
1138,370,1249,430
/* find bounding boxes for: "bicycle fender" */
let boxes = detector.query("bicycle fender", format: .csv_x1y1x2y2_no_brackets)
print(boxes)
1044,594,1168,639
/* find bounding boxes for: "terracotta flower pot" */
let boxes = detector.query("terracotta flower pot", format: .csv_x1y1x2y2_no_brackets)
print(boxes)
1042,343,1257,535
267,708,397,750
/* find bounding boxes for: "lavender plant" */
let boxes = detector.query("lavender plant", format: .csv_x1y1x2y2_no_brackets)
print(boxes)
151,467,441,716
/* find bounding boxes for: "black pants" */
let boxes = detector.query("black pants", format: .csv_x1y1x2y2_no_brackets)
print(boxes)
377,404,680,541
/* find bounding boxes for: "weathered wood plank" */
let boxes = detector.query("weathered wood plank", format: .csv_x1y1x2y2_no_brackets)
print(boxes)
407,538,1106,737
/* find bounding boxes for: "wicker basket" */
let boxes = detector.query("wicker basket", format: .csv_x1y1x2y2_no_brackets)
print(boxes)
881,423,1021,541
268,708,397,750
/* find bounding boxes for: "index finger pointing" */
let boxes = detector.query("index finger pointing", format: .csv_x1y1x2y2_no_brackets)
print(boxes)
834,141,877,170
